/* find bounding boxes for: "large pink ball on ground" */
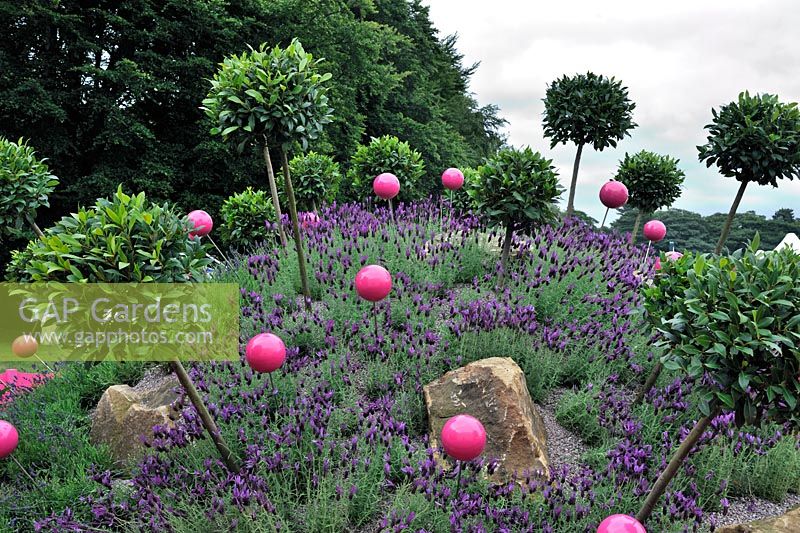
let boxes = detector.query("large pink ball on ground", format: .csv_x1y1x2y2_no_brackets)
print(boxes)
599,180,629,209
441,168,465,191
188,210,214,237
245,333,286,373
0,420,19,459
643,220,667,242
373,173,400,200
355,265,392,302
441,414,486,462
596,514,646,533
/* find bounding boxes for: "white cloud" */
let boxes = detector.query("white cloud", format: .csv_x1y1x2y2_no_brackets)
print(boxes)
424,0,800,224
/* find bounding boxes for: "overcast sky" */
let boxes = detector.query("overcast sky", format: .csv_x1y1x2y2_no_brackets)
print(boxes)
424,0,800,224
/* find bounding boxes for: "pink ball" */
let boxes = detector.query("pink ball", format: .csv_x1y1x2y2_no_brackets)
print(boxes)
441,414,486,462
643,220,667,242
300,212,320,230
654,257,662,271
599,180,629,209
665,251,683,261
355,265,392,302
245,333,286,373
442,168,465,191
0,420,19,459
373,173,400,200
596,514,647,533
188,210,213,237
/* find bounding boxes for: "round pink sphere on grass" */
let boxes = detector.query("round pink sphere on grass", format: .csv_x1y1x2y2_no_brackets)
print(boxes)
355,265,392,302
373,173,400,200
643,220,667,242
0,420,19,459
441,168,465,191
188,210,213,237
441,414,486,462
596,514,646,533
599,180,629,209
245,333,286,373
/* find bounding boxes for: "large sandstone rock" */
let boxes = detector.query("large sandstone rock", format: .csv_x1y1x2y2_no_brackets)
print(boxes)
90,369,179,465
423,357,549,482
717,506,800,533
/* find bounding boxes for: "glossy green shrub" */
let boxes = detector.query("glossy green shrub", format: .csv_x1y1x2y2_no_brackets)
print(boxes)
219,187,276,249
348,135,425,202
287,152,342,210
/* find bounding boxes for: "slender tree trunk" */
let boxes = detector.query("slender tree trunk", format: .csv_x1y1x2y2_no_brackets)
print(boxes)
171,360,240,473
498,220,514,286
263,143,287,248
636,410,718,524
715,180,748,254
312,199,318,214
565,143,584,216
281,148,312,311
631,211,644,245
633,362,662,406
26,213,45,239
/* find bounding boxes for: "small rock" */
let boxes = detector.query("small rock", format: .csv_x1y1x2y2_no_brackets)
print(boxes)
90,371,179,466
423,357,549,483
717,505,800,533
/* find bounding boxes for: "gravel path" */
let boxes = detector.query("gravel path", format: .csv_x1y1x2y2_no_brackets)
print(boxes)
709,494,800,530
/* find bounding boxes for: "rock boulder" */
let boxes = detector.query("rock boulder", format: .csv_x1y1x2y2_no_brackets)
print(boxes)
717,506,800,533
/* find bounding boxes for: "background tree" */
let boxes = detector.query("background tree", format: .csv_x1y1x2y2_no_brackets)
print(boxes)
773,208,795,223
698,92,800,253
0,137,58,240
614,150,684,243
347,135,426,202
471,147,562,282
203,39,333,309
287,152,342,211
542,72,636,216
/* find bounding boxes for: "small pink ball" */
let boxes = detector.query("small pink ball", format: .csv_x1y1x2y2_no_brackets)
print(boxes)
665,251,683,261
0,420,19,459
441,414,486,462
599,180,629,209
373,173,400,200
596,514,647,533
643,220,667,242
188,210,213,237
654,257,662,271
355,265,392,302
300,212,320,230
245,333,286,373
442,168,465,191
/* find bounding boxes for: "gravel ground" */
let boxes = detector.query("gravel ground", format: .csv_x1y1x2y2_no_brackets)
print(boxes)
539,388,800,530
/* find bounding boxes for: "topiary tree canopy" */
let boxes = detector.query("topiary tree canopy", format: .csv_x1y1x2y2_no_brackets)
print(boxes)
203,39,334,308
0,137,58,241
614,150,685,243
471,147,562,279
636,236,800,523
287,152,341,211
348,135,426,202
543,72,636,216
219,187,277,250
698,92,800,254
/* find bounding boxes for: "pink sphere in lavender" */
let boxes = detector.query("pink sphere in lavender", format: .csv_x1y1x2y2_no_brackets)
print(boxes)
665,251,683,261
188,210,213,237
441,414,486,462
373,173,400,200
643,220,667,242
441,168,465,191
654,257,662,271
245,333,286,373
596,514,647,533
599,180,629,209
300,211,320,230
355,265,392,302
0,420,19,459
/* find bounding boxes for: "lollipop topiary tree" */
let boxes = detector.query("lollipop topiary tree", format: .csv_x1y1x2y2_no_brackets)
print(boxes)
614,150,684,244
543,72,636,216
636,235,800,523
203,39,333,309
698,92,800,254
287,151,341,211
219,187,276,249
471,147,562,284
0,137,59,241
348,135,425,203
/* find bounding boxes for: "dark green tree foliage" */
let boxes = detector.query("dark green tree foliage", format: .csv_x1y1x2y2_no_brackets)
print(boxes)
0,137,58,240
471,147,562,276
287,152,342,211
219,187,276,249
542,72,636,215
347,135,425,202
698,92,800,253
6,187,210,283
614,150,684,242
0,0,504,229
